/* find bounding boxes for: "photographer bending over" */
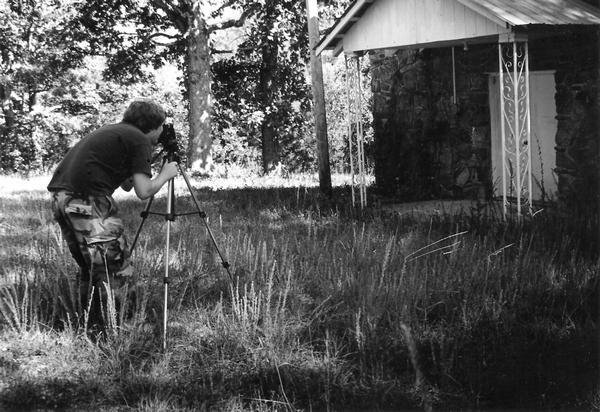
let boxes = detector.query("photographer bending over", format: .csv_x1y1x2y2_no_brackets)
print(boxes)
48,99,178,335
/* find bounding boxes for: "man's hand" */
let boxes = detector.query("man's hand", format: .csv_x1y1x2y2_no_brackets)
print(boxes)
160,161,179,181
120,177,134,192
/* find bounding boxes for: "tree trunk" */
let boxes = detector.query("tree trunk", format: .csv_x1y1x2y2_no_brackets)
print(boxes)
0,83,17,169
258,2,280,173
306,0,332,196
185,1,213,172
28,89,38,111
0,83,16,131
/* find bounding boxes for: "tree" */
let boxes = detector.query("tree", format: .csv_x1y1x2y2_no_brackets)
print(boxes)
212,0,319,174
76,0,260,172
0,0,360,175
0,0,89,172
255,0,281,172
70,0,359,175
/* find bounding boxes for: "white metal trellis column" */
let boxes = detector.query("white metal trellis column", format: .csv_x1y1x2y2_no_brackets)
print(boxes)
345,53,367,208
498,35,532,220
344,54,356,206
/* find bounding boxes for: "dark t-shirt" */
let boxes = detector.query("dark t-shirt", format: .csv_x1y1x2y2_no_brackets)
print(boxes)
47,122,153,196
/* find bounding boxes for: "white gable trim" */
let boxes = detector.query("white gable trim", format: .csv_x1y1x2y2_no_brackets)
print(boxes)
336,0,511,55
315,0,374,56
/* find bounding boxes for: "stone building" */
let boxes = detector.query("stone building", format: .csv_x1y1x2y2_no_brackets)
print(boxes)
317,0,600,213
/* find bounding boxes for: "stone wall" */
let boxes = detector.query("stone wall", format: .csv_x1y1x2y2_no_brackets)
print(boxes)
528,28,599,208
371,45,495,200
370,28,599,208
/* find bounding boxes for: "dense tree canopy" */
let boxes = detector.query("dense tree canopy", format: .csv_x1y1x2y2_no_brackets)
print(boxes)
212,0,314,173
0,0,90,171
74,0,260,170
0,0,369,175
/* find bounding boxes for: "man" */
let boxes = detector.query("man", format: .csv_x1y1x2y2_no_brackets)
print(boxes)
48,99,178,333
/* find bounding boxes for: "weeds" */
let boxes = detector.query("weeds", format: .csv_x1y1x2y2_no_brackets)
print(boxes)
0,179,597,410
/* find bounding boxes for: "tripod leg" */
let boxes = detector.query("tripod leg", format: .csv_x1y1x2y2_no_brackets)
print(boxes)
130,195,155,254
178,164,204,215
162,178,175,352
178,165,234,283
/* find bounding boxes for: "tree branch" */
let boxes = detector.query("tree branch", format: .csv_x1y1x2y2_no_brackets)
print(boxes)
212,48,235,54
208,3,260,33
148,32,182,45
149,0,188,33
210,0,238,18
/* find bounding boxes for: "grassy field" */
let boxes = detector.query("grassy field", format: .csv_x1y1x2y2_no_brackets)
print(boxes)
0,174,597,411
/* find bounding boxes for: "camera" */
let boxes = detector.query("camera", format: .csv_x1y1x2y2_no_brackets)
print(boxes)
158,123,182,161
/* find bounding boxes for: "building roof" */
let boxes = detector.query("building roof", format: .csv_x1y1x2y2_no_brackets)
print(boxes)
458,0,600,26
316,0,600,55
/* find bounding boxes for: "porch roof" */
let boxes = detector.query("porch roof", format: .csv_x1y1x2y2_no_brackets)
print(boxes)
316,0,600,56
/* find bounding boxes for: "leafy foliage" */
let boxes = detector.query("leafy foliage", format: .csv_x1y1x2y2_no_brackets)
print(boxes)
0,0,371,175
75,0,186,83
0,0,90,172
322,53,374,173
212,0,315,172
70,0,264,169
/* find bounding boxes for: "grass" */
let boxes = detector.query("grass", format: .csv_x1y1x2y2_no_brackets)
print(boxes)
0,173,597,410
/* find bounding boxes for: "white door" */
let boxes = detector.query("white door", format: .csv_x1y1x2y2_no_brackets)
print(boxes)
489,71,558,202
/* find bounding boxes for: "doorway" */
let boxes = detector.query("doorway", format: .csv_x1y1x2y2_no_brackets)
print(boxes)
488,71,558,202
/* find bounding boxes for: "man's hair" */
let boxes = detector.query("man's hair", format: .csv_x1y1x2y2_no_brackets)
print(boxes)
122,99,166,133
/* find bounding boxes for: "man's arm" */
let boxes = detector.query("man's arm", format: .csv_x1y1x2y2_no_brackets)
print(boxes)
132,161,179,200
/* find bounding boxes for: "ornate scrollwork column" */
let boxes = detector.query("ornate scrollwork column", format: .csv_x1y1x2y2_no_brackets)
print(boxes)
345,53,367,208
498,35,532,219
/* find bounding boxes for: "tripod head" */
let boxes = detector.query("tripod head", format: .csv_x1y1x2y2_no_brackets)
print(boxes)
157,123,183,163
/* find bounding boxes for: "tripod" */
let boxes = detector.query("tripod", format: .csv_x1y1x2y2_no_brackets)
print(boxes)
129,157,233,351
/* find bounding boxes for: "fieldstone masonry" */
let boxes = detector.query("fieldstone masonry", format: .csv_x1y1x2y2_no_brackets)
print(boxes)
531,29,600,209
370,28,599,210
370,45,494,200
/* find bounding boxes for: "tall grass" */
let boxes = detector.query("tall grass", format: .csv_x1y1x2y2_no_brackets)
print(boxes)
0,178,597,410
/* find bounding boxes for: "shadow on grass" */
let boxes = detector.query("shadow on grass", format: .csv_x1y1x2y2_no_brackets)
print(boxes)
0,183,598,410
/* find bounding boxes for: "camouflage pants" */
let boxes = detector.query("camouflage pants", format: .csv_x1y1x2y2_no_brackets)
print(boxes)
51,191,134,330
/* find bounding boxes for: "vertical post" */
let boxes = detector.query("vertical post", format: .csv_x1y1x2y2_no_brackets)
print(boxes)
498,44,508,218
306,0,332,197
597,6,600,264
452,47,457,104
525,41,533,214
499,36,532,220
596,5,600,373
513,41,521,219
345,54,356,206
356,55,367,208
